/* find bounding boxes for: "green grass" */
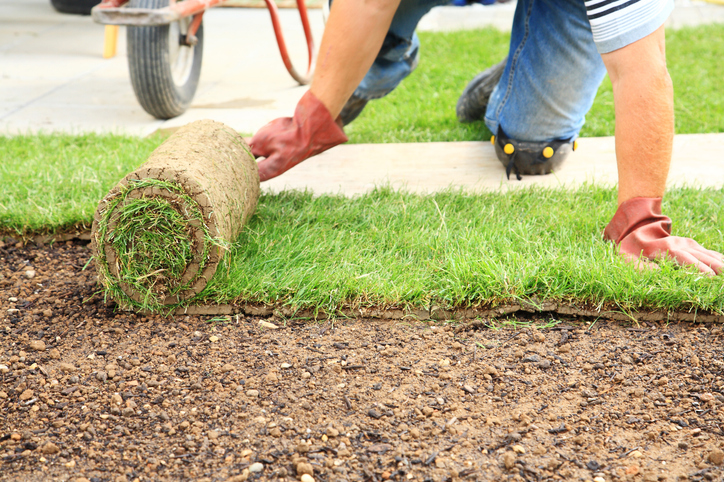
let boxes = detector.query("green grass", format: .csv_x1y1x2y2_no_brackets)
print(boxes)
346,24,724,143
197,186,724,314
94,178,228,311
0,133,161,236
2,25,724,314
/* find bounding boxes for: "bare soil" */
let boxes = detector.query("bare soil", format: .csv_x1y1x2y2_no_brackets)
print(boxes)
1,240,724,482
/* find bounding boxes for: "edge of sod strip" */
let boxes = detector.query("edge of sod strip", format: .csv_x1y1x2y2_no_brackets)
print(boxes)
90,120,260,313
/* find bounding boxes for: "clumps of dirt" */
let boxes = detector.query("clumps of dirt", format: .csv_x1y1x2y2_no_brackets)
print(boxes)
1,240,724,482
91,119,259,312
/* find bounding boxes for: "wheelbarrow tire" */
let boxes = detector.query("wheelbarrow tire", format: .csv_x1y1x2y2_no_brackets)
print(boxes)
127,0,203,120
50,0,100,15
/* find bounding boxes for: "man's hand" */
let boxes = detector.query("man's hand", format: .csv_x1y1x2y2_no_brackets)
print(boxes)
250,91,348,181
604,197,724,275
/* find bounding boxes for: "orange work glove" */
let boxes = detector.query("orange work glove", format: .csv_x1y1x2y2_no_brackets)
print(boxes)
250,91,348,182
604,197,723,275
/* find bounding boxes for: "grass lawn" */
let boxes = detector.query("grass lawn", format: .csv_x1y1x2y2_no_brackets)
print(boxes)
345,24,724,143
1,25,723,314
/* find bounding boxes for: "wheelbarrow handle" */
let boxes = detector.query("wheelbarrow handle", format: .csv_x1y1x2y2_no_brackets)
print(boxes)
264,0,316,85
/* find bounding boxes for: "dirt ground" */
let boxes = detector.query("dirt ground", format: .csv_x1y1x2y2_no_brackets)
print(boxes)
1,239,724,482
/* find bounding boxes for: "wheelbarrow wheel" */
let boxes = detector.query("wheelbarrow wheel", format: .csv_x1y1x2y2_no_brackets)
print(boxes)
127,0,203,119
50,0,100,15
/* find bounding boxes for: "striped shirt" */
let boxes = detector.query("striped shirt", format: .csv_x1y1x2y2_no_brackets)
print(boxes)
585,0,674,53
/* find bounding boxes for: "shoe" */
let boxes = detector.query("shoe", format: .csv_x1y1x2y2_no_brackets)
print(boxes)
456,57,507,123
339,94,369,126
492,126,576,180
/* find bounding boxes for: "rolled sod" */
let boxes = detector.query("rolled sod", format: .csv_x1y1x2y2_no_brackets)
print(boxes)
91,120,260,312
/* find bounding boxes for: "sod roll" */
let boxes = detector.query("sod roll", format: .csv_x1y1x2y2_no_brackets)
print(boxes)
91,120,260,311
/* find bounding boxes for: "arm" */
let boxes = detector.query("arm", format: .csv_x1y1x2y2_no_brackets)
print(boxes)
600,24,673,206
311,0,402,118
600,25,723,274
250,0,401,181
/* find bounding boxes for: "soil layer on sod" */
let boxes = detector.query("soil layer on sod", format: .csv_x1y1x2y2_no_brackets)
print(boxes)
1,241,724,482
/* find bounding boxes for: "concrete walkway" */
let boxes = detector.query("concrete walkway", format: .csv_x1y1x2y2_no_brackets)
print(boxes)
2,0,724,195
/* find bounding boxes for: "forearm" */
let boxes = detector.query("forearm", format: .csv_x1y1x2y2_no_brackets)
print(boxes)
601,25,674,205
310,0,401,118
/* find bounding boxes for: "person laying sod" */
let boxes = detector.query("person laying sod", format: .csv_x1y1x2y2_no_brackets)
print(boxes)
250,0,724,275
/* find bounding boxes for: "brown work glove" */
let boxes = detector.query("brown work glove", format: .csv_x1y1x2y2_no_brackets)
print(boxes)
603,197,724,275
250,91,348,182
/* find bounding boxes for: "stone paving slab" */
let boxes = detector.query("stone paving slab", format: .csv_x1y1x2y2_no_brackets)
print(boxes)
263,133,724,195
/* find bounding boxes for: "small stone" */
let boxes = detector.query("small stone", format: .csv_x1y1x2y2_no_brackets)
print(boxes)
537,359,552,369
502,451,516,470
326,427,339,437
96,371,108,382
409,427,420,439
625,465,640,476
24,270,36,279
226,470,249,482
28,340,46,351
65,460,76,468
630,450,643,458
301,372,311,379
0,391,7,399
296,461,314,476
248,462,264,473
281,363,292,369
19,389,33,401
10,433,21,441
678,442,689,450
42,309,53,318
368,409,383,419
593,477,606,482
208,430,219,440
708,448,724,466
246,389,259,398
48,349,61,360
512,445,525,454
8,297,17,302
463,384,476,394
258,321,278,330
300,475,315,482
59,363,76,373
0,365,8,374
209,335,219,343
40,442,60,454
220,363,234,373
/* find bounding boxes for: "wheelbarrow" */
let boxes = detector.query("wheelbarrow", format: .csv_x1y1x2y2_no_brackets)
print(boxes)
91,0,315,119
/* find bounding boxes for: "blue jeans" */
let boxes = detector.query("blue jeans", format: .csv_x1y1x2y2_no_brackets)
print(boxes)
355,0,608,142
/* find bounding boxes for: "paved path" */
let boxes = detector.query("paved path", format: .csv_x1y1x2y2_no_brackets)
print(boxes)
264,133,724,195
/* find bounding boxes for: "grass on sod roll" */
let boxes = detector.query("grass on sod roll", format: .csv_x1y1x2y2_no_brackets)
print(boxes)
197,186,724,315
94,179,228,312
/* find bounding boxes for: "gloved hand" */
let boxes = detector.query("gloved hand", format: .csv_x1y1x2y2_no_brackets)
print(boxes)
250,91,348,182
603,197,724,275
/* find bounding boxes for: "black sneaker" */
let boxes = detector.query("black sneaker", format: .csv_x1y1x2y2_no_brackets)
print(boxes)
339,95,369,126
456,57,507,123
